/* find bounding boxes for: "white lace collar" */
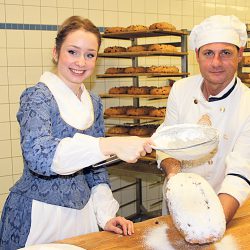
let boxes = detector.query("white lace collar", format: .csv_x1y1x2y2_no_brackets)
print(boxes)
40,71,94,130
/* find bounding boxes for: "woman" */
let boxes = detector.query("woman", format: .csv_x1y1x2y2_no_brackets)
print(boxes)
0,16,152,249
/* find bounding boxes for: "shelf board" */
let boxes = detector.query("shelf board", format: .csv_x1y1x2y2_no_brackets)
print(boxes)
100,93,168,99
102,29,188,40
98,51,188,58
104,114,164,120
97,72,189,78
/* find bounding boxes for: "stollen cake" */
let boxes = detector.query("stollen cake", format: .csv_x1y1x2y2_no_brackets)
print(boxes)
165,173,226,244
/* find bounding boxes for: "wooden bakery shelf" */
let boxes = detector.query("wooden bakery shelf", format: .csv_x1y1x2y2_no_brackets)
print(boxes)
98,51,188,58
104,114,164,120
100,93,168,99
102,29,188,40
96,72,189,78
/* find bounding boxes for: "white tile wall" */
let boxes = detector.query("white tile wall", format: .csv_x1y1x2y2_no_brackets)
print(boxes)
0,0,249,218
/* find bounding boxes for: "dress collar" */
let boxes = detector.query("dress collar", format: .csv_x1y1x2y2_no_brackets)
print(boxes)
40,71,94,130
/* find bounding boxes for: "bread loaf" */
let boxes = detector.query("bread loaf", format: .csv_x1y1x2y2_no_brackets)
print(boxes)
165,173,226,244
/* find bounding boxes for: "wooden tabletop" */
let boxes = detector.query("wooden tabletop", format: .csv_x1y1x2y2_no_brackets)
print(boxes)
58,199,250,250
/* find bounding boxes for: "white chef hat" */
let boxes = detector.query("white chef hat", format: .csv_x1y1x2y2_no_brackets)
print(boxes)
189,15,247,50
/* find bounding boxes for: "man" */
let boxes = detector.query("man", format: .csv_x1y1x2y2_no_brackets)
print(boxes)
157,15,250,223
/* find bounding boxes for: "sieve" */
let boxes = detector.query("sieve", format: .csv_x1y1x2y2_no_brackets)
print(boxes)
151,124,219,161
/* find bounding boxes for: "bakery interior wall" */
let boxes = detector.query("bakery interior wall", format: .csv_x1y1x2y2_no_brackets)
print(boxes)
0,0,249,218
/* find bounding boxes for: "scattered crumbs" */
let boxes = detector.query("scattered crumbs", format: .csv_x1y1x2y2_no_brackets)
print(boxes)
214,235,239,250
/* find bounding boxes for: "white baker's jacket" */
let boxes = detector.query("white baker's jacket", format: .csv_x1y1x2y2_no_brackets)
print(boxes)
157,74,250,207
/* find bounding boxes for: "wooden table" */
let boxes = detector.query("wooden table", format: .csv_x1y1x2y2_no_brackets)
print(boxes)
58,199,250,249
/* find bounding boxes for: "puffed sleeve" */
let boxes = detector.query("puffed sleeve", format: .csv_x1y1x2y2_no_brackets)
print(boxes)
17,87,60,176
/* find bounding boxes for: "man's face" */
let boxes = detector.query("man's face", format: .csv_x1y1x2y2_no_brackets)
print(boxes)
196,43,243,88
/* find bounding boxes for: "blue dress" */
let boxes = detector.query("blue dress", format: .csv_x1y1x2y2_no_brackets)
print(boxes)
0,83,110,250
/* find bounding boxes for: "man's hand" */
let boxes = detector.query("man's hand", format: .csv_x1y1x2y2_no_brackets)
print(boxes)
218,193,239,223
160,157,181,179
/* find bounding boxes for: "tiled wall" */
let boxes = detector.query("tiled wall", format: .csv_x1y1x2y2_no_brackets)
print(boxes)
0,0,249,217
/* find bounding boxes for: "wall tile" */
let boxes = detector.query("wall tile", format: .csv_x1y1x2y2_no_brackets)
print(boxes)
7,49,25,67
0,140,11,158
194,1,205,17
0,158,12,176
0,4,5,23
0,86,9,104
132,0,145,13
104,0,117,11
9,103,19,122
170,0,182,15
24,5,41,24
0,176,13,194
9,85,26,104
0,104,10,122
89,0,104,10
118,12,132,27
12,156,23,175
0,49,7,67
57,8,74,24
73,8,89,18
6,30,24,49
25,67,43,85
145,0,157,13
0,67,8,86
0,194,8,214
118,0,131,12
41,7,57,25
11,139,22,157
41,0,56,7
0,30,6,48
104,11,118,27
23,0,41,6
42,48,53,66
25,49,42,66
5,4,24,23
24,30,42,48
5,0,22,4
158,0,170,14
0,122,11,140
42,31,57,49
10,121,20,140
57,0,73,8
7,67,26,86
182,0,194,16
89,9,104,26
131,12,146,24
73,0,89,9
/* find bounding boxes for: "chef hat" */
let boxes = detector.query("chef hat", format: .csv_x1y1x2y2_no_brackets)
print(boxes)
189,15,247,50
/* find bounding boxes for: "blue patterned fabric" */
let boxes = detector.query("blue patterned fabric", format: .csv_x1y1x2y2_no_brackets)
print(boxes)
0,82,110,250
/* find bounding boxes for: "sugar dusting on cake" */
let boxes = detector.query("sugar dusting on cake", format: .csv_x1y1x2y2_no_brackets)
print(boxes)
166,173,226,244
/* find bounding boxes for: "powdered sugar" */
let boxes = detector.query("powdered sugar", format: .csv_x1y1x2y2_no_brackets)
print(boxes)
215,235,239,250
144,224,175,250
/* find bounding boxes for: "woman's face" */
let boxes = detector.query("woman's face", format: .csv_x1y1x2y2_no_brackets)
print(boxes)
53,29,98,90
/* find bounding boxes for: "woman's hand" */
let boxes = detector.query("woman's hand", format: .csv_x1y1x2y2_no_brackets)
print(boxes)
100,136,153,163
104,216,134,236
